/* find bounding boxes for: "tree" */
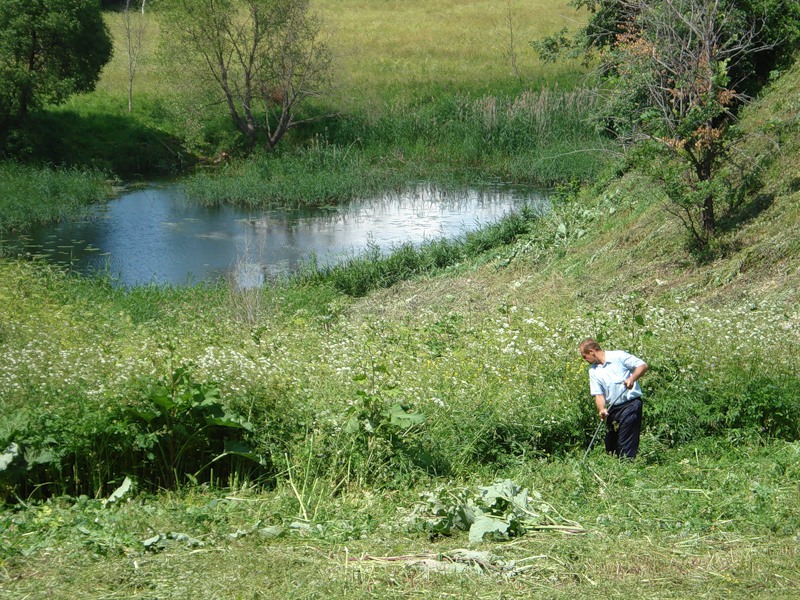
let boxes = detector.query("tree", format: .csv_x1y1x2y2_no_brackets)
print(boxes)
158,0,332,152
602,0,800,246
123,0,149,113
535,0,800,248
0,0,113,129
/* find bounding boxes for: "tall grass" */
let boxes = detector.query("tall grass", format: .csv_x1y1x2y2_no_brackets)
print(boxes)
185,88,614,207
2,189,799,498
300,205,542,296
0,164,110,232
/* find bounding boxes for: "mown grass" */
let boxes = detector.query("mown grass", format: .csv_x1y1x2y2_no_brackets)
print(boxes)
1,439,798,598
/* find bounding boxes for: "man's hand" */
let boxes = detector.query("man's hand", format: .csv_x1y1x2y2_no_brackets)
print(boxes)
599,408,608,421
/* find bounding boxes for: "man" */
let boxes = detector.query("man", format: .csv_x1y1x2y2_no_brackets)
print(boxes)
580,338,649,459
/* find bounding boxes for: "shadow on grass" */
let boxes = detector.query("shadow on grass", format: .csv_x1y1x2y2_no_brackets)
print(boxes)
5,109,195,178
717,192,775,234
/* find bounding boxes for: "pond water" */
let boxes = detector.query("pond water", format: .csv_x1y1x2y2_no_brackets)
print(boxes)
2,182,547,287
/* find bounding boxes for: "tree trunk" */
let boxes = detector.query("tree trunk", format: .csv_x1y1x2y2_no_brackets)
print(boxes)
701,194,715,236
697,153,715,239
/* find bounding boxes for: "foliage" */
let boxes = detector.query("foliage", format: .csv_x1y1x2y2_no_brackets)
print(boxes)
335,361,434,485
156,0,332,152
535,0,800,77
126,353,265,489
0,0,113,130
302,205,540,297
183,87,614,208
407,479,585,542
534,0,800,249
0,345,266,499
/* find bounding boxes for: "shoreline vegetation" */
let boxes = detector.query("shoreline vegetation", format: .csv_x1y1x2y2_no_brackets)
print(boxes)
2,2,800,597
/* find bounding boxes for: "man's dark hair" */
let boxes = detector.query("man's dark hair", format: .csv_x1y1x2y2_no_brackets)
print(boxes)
579,338,602,353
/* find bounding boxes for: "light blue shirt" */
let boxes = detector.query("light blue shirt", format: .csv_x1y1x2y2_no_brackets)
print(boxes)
588,350,646,409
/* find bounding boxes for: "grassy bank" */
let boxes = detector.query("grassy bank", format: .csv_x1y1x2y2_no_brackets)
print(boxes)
186,88,613,207
0,164,111,232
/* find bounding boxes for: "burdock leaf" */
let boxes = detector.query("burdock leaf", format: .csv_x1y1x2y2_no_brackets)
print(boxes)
469,513,511,544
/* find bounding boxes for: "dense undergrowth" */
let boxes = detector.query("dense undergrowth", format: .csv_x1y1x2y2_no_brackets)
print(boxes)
185,88,613,207
2,178,799,500
0,163,111,232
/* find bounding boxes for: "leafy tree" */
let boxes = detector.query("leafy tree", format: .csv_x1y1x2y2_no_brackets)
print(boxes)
535,0,800,248
0,0,113,130
157,0,332,152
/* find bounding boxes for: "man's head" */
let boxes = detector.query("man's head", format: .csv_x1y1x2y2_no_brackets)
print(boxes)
579,338,604,365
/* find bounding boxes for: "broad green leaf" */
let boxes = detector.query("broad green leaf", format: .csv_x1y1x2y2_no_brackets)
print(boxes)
259,525,286,539
25,448,56,466
150,391,177,413
344,414,361,433
205,413,253,431
386,404,425,427
0,442,19,471
469,513,510,544
223,440,263,463
129,406,161,422
142,534,164,549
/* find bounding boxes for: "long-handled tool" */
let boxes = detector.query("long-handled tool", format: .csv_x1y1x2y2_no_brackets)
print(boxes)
582,382,627,461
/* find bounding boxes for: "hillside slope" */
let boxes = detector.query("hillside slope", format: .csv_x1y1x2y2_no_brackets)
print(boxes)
350,55,800,323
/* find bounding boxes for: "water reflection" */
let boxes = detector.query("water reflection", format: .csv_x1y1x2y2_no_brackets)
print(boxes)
2,182,547,287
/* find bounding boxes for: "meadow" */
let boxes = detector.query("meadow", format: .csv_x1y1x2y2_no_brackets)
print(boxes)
2,1,800,597
1,181,799,594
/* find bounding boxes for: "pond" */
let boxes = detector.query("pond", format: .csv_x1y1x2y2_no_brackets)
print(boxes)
2,182,547,287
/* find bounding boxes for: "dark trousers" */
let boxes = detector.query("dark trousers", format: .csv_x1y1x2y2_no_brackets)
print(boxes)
605,398,643,459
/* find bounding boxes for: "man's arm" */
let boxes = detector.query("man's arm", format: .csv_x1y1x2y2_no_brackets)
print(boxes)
624,362,649,389
594,394,608,420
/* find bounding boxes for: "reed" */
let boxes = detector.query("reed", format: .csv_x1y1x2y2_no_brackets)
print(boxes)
184,88,613,207
300,205,543,296
0,163,109,232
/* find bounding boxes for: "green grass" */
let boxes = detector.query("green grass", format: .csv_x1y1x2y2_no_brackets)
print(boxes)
184,87,614,207
5,2,603,193
1,439,798,598
2,3,800,598
0,163,110,232
313,0,588,107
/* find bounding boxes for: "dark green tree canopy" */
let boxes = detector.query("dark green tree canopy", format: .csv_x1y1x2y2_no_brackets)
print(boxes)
0,0,113,128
